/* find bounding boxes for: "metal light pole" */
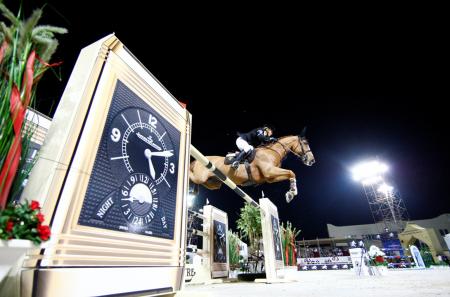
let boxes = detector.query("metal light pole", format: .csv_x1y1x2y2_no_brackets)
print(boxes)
351,160,409,233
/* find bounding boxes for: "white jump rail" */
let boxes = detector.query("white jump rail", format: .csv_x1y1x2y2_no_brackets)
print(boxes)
190,145,260,208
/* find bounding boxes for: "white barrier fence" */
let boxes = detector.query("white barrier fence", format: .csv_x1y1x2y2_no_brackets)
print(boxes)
185,205,229,284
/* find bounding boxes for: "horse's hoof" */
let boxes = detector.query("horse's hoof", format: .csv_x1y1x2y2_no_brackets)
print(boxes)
286,191,294,203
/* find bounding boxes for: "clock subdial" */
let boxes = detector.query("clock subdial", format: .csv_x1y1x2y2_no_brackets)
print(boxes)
120,173,159,226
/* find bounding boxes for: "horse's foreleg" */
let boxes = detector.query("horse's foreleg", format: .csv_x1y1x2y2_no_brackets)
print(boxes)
263,168,298,203
263,167,295,183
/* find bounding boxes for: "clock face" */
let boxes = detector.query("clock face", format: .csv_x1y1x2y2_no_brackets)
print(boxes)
213,220,227,263
271,215,283,261
78,80,180,239
107,106,176,198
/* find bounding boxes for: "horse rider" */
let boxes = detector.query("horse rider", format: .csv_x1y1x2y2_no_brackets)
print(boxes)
231,125,277,169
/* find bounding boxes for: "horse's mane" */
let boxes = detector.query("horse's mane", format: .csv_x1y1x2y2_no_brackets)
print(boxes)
256,135,296,150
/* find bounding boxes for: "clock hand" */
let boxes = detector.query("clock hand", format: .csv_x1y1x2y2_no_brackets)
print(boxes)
144,149,156,179
149,150,174,158
121,196,139,202
121,196,151,204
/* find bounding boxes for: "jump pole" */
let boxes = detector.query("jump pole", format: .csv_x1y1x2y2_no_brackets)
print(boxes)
190,145,260,209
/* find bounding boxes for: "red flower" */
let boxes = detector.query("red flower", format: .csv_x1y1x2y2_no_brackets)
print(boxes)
30,200,40,210
375,255,384,263
5,221,14,232
36,213,45,223
37,224,51,241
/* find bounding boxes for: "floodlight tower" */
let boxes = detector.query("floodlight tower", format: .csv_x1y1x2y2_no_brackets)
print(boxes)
351,160,409,233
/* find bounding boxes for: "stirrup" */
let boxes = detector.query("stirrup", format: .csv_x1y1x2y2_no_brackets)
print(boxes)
231,161,239,169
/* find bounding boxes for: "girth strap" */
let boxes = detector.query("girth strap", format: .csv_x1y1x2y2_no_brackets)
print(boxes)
244,160,255,185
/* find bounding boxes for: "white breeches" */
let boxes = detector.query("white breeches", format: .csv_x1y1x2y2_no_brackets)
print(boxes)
236,137,253,153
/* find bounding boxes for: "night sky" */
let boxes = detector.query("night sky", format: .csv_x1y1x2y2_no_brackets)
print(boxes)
3,1,447,238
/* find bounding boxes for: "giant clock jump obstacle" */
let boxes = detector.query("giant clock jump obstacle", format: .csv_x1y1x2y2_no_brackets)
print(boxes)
10,34,315,296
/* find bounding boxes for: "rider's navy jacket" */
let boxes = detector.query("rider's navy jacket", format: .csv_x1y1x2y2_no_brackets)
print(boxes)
237,128,273,146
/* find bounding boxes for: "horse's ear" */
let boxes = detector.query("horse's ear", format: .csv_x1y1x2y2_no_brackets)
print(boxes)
299,126,307,138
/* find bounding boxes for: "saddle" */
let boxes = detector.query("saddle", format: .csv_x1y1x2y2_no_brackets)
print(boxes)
224,150,256,165
224,150,257,186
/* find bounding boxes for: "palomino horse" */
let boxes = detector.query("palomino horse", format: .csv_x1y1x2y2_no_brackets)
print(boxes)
189,131,315,202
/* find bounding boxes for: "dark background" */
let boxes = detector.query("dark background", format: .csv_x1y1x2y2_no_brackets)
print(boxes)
2,1,447,238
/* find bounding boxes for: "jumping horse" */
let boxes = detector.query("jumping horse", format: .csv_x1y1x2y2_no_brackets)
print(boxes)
189,129,315,202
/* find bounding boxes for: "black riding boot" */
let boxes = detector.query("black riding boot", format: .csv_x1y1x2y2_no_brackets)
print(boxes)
231,150,246,169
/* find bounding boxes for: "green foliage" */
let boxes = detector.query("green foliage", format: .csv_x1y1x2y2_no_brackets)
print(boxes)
236,203,262,254
420,246,435,268
228,230,241,269
0,1,67,207
281,221,301,266
10,120,38,200
0,200,50,244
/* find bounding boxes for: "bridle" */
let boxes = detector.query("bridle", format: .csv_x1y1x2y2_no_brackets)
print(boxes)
274,136,311,163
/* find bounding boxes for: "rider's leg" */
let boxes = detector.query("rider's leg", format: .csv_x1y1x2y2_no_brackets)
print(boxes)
232,138,253,168
234,150,247,162
236,137,253,153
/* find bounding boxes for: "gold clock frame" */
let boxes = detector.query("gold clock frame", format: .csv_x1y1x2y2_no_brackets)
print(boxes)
18,35,191,297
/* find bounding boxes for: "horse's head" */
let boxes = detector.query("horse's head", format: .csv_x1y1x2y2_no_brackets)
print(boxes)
294,128,315,166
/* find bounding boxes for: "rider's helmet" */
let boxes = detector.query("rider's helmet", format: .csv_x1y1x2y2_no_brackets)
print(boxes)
262,124,275,136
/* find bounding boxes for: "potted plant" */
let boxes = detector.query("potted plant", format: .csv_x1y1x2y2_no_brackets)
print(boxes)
0,200,50,281
367,245,387,274
227,230,240,278
0,2,66,282
236,202,265,280
0,2,67,208
281,221,300,267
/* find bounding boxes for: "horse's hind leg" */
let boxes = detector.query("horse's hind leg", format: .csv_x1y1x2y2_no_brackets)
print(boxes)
203,177,223,190
190,161,210,183
189,161,222,190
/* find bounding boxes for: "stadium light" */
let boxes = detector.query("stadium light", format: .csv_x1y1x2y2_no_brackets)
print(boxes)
351,160,388,184
378,183,394,195
362,176,383,186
